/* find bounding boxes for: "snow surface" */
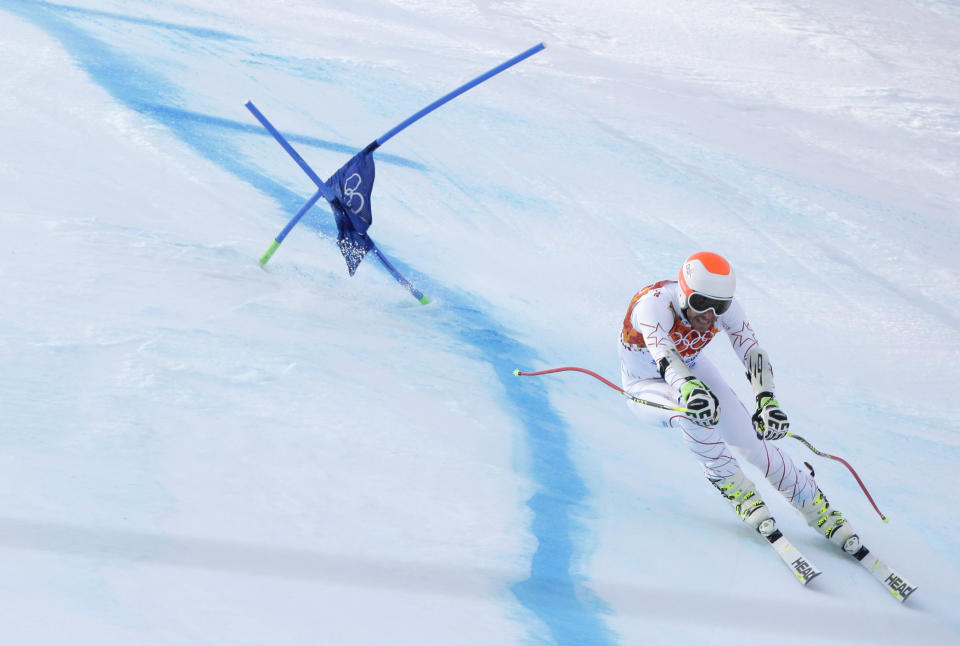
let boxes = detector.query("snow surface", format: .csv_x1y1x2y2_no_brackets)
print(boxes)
1,0,959,644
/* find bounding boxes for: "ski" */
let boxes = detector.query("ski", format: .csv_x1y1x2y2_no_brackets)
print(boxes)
846,541,917,603
758,519,822,585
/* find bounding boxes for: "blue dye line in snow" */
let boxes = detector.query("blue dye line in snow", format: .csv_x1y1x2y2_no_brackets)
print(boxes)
5,3,616,643
131,102,427,171
26,0,248,41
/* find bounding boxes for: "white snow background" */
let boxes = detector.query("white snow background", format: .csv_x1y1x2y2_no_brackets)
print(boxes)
1,0,958,644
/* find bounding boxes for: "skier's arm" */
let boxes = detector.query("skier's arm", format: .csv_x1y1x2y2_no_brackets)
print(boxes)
630,296,718,425
721,301,790,440
629,295,694,387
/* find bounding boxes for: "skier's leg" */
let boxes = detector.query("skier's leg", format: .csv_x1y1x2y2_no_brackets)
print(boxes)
622,372,772,531
690,360,859,551
691,358,818,509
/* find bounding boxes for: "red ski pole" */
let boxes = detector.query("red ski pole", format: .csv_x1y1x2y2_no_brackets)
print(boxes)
513,366,687,413
513,365,888,521
784,433,888,522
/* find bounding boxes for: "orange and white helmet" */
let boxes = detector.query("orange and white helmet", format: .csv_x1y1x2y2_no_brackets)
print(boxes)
677,252,736,316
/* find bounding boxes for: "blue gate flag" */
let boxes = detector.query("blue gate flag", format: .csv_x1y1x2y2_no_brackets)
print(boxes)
326,148,376,275
248,43,544,304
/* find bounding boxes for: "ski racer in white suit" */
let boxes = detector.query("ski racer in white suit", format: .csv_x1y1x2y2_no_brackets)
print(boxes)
619,251,860,553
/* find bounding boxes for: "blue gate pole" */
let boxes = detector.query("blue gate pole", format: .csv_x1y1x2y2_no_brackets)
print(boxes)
246,100,340,265
371,42,545,150
258,188,325,265
246,102,429,303
245,101,333,200
371,245,429,304
248,42,546,265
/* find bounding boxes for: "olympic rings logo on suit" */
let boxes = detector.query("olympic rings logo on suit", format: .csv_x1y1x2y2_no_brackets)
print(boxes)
672,329,714,354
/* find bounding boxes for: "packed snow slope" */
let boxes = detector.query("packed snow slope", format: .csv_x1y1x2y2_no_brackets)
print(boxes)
1,1,959,644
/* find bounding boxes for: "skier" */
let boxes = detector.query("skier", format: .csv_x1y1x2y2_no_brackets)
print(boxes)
619,251,861,555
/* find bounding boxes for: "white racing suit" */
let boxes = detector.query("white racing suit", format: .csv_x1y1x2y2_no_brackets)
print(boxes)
619,280,817,511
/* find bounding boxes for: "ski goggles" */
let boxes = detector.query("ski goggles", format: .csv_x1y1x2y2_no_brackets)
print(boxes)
687,292,733,315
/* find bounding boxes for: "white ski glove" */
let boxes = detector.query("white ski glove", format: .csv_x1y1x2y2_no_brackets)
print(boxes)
745,347,789,440
752,392,789,440
680,377,719,426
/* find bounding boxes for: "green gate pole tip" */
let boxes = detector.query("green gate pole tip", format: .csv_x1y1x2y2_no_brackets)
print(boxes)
259,239,281,265
418,294,431,305
512,369,520,376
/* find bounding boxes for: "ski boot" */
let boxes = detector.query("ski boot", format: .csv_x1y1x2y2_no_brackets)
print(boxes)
711,469,824,584
800,488,861,554
710,468,772,531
